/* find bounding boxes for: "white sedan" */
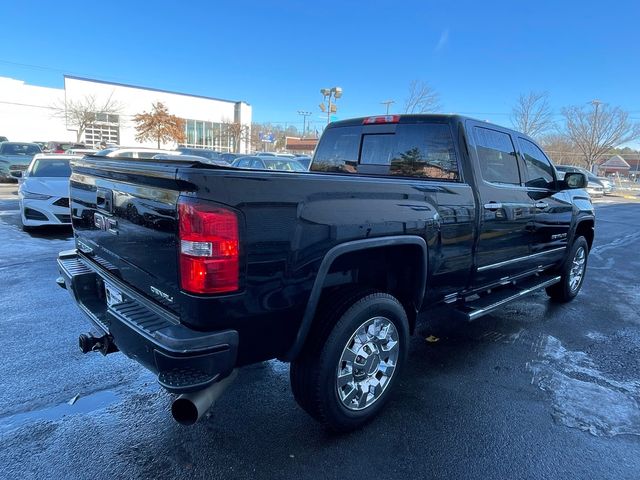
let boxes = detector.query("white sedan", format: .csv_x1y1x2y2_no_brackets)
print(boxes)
19,154,80,230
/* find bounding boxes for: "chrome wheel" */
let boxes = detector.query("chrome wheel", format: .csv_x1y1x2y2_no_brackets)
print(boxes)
336,316,400,411
569,246,586,292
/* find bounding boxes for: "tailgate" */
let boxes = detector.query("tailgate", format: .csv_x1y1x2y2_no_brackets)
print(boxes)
69,157,183,311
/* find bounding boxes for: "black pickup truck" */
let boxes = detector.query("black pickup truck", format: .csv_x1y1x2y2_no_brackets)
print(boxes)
57,114,594,431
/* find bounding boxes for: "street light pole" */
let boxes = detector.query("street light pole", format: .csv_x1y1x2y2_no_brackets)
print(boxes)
320,87,343,125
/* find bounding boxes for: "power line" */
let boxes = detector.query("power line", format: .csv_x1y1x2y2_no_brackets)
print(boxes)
0,59,148,87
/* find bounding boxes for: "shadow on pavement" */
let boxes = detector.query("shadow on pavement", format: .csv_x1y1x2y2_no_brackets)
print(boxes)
25,225,74,240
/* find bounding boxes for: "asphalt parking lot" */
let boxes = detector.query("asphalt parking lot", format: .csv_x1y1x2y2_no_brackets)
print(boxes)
0,184,639,480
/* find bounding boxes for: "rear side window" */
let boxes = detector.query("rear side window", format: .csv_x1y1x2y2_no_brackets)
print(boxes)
474,127,520,185
518,138,555,188
312,123,459,180
137,152,159,159
250,158,264,169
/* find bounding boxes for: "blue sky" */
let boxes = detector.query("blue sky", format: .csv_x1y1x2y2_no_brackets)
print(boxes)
2,0,639,132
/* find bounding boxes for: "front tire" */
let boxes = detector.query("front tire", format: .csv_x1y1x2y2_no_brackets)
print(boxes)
546,236,589,302
290,288,409,432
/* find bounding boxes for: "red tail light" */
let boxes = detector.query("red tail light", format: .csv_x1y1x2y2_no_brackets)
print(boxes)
54,149,65,153
363,115,400,125
178,199,239,294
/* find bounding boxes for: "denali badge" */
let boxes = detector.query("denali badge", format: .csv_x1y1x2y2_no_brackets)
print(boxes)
94,212,118,235
551,233,567,240
150,286,174,303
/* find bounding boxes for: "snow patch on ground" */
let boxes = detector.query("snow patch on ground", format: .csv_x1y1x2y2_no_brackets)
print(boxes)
0,216,73,267
528,335,640,437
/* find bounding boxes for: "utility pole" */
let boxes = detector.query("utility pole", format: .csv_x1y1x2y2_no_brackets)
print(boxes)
381,100,395,114
590,99,603,173
297,111,312,138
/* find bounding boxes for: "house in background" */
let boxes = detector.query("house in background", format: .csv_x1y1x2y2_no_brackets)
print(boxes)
597,155,631,177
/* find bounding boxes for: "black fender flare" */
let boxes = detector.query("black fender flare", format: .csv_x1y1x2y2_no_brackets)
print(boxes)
283,235,428,361
570,214,596,246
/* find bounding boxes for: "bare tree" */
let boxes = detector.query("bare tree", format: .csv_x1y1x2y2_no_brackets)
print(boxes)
562,100,640,170
403,80,441,114
223,119,249,152
510,91,554,138
133,102,185,148
540,134,580,166
53,94,121,142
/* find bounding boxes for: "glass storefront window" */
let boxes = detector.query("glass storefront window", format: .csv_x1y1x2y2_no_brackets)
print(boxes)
196,121,204,146
186,120,196,145
182,118,234,152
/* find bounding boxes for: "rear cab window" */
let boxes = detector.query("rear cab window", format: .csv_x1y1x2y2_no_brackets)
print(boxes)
311,122,459,180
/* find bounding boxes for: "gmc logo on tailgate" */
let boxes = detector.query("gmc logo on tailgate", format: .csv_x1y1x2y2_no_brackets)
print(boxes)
94,212,118,235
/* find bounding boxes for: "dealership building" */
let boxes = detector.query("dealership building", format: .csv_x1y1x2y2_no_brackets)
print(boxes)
0,75,252,152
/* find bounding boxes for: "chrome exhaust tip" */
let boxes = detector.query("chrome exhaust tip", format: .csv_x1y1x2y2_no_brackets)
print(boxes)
171,370,237,425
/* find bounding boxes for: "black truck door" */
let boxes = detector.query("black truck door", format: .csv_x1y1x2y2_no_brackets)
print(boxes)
517,136,572,265
467,122,537,286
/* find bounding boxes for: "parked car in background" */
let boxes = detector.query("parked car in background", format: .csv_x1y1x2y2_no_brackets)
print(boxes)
19,154,80,230
596,176,614,194
46,141,86,153
255,152,276,157
177,147,222,162
232,156,307,171
0,136,9,142
33,141,47,150
220,153,242,163
67,148,98,155
293,155,312,169
93,148,177,159
0,142,43,180
153,154,229,167
555,165,605,197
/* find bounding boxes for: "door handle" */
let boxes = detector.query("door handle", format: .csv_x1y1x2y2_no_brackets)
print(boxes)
534,201,549,209
483,202,503,211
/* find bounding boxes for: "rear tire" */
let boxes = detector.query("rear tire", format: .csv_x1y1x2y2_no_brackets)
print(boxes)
546,236,589,302
290,288,409,432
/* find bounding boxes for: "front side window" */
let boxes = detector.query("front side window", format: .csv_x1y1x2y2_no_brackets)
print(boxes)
474,127,520,185
518,138,555,188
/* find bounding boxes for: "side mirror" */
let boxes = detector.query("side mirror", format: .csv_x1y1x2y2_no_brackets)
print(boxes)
563,172,587,189
10,171,22,178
